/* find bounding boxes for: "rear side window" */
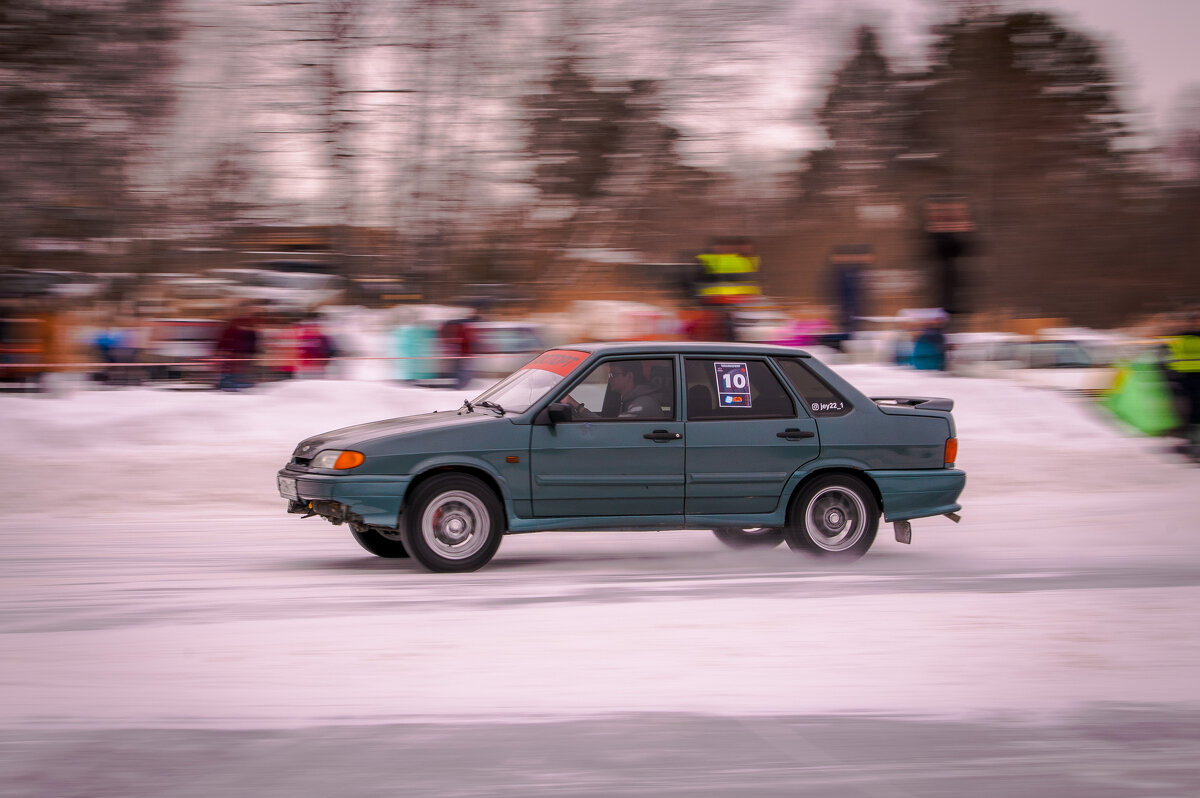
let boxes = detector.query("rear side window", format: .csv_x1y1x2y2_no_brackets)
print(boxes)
776,358,852,417
685,359,794,420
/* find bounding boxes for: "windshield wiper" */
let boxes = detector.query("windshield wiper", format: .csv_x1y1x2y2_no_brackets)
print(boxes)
475,400,505,416
460,399,473,414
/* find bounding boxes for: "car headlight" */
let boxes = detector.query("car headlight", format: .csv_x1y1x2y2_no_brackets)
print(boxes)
311,449,365,470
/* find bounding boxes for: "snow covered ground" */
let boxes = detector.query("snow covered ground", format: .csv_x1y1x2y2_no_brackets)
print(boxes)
3,352,1199,738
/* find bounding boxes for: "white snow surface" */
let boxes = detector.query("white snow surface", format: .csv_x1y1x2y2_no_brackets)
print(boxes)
3,360,1200,729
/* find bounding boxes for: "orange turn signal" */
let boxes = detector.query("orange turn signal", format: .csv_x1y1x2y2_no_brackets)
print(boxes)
333,450,365,469
944,438,958,467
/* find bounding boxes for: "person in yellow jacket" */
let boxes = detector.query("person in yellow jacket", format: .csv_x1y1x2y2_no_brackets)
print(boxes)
694,236,761,305
1165,312,1200,457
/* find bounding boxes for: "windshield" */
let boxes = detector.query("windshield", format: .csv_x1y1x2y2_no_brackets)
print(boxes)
470,349,589,413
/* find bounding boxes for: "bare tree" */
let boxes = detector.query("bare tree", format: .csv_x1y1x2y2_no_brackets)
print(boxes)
0,0,180,257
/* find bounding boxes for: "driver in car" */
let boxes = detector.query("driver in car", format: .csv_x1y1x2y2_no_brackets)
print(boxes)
563,361,666,419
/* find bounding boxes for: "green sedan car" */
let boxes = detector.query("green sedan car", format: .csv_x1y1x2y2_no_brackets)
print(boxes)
277,342,965,572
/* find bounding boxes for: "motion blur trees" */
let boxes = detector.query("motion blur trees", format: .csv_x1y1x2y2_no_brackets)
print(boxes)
810,27,910,202
522,60,720,261
787,10,1174,325
524,56,625,209
0,0,179,253
3,0,1191,322
1159,87,1200,309
915,11,1148,321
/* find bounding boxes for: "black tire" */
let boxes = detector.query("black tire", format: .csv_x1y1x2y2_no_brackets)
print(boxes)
712,527,785,549
351,526,410,558
401,473,504,572
785,474,879,561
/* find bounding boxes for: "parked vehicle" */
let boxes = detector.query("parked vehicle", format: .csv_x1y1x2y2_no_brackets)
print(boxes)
948,332,1127,393
462,321,546,380
411,318,547,387
144,318,224,385
207,268,345,312
278,342,965,572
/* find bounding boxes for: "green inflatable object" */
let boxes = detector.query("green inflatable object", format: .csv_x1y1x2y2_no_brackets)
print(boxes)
1101,354,1181,436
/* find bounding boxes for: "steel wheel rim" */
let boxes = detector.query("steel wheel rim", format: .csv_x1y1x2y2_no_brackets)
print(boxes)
804,486,866,552
421,490,490,560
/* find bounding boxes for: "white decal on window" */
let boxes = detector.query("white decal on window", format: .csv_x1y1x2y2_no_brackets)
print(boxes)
714,362,752,408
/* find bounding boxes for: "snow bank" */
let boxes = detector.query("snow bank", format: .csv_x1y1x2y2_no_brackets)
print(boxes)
2,359,1190,521
2,379,473,514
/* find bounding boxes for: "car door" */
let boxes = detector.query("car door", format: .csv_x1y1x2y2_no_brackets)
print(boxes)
530,357,684,517
683,357,819,516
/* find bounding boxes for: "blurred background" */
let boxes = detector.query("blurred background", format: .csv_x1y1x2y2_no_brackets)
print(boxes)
1,0,1198,395
4,5,1200,787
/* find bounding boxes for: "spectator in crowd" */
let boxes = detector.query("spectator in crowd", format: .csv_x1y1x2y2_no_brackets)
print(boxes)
922,195,976,334
910,315,949,371
439,312,476,390
295,314,336,378
215,302,261,391
1165,309,1200,459
389,308,436,384
827,244,872,346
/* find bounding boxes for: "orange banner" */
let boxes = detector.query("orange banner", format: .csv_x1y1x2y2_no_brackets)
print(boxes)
521,349,589,376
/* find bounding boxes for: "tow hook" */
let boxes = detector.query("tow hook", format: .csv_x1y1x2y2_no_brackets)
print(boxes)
893,520,912,544
287,499,316,517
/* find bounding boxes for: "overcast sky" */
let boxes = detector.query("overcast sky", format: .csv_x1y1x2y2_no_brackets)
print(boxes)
709,0,1200,172
1022,0,1200,135
165,0,1200,217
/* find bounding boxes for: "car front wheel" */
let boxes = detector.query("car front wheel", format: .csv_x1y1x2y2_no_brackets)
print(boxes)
351,525,410,558
402,473,504,572
712,527,784,549
785,474,879,560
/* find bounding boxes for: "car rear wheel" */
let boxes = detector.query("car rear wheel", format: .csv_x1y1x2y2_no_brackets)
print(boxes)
402,473,504,573
350,525,410,558
785,474,879,560
712,527,784,549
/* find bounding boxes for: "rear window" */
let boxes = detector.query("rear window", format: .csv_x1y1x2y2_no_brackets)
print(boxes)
775,358,852,417
684,358,794,420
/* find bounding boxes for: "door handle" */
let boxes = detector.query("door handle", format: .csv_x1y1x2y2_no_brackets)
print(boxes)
776,428,815,440
644,430,682,441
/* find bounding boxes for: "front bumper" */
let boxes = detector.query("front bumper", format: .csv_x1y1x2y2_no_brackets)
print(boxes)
865,468,966,522
277,468,412,529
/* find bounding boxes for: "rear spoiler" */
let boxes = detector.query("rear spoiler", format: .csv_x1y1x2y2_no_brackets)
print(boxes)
872,396,954,412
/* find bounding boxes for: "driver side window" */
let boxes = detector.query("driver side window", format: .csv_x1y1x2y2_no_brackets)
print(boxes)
565,365,610,413
559,358,675,421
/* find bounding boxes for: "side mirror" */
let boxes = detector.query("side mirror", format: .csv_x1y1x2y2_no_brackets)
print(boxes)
536,402,572,425
548,402,574,424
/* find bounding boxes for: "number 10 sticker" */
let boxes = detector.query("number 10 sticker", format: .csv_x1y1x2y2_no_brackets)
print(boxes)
714,362,752,408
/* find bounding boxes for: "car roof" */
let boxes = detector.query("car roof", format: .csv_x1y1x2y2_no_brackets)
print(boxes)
555,341,813,357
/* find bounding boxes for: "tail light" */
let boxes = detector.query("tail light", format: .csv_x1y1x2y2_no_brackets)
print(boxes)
944,438,958,468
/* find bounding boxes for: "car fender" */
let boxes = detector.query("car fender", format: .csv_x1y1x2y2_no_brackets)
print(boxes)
401,454,516,517
781,460,883,510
